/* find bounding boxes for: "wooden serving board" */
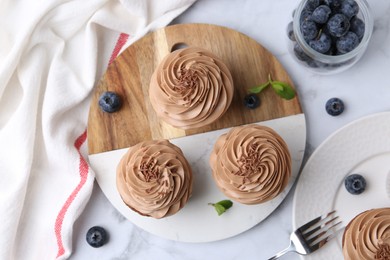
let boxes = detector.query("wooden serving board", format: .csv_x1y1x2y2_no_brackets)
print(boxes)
87,23,302,155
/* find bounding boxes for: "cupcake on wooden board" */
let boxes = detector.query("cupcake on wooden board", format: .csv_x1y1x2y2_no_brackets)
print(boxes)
342,208,390,260
209,124,291,204
149,46,234,129
116,140,193,219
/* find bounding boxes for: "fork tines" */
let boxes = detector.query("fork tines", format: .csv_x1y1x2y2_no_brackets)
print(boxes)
298,210,343,250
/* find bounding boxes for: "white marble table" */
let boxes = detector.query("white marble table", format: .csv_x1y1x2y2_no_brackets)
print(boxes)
71,0,390,259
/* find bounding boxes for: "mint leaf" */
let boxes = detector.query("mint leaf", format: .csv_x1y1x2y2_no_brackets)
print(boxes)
214,204,226,216
209,200,233,216
249,82,270,94
270,81,296,100
217,200,233,209
270,82,284,91
248,74,296,100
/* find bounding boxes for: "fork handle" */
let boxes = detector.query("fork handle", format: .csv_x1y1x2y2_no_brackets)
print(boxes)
266,244,294,260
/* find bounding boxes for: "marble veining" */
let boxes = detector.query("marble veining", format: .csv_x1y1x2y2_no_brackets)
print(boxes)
72,0,390,259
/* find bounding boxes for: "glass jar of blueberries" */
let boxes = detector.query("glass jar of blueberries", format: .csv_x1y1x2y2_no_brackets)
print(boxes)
287,0,373,74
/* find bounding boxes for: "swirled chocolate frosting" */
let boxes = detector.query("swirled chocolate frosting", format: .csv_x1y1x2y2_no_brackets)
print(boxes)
209,124,291,204
149,47,234,129
342,208,390,260
116,140,193,219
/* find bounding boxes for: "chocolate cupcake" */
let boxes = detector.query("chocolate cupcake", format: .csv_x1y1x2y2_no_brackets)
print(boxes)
116,140,193,218
149,47,234,129
342,208,390,260
209,124,291,204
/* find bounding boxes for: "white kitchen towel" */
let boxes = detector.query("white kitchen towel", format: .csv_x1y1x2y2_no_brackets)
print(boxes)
0,0,196,259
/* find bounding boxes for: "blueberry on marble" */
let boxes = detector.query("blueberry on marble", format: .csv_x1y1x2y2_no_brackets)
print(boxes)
312,5,332,24
340,0,359,19
345,174,366,195
287,21,296,41
336,31,360,54
309,33,332,53
327,14,350,38
86,226,108,248
244,94,260,109
99,91,122,113
350,17,365,40
325,97,344,116
301,20,318,41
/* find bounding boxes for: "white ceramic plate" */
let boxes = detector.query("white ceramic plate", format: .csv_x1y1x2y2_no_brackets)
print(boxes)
90,114,306,243
293,112,390,259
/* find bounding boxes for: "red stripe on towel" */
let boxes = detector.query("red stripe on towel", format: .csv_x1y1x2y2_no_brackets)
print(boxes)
54,130,89,258
108,33,129,65
54,32,130,258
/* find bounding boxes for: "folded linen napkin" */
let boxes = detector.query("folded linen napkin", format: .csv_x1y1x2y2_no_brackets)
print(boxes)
0,0,196,259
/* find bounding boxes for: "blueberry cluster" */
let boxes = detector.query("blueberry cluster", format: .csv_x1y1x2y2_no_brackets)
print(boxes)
288,0,365,67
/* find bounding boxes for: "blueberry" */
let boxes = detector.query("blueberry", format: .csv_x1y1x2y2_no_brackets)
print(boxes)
336,32,359,54
311,5,332,24
300,9,313,23
304,0,320,11
340,0,359,19
327,14,350,38
325,97,344,116
307,59,322,68
86,226,108,248
294,43,311,62
99,91,122,113
324,0,342,10
350,17,365,40
325,45,337,56
345,174,366,195
293,44,325,67
309,33,332,53
287,21,295,41
244,94,260,109
301,20,318,41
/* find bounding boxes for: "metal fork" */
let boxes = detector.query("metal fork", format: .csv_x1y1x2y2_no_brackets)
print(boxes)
267,211,343,259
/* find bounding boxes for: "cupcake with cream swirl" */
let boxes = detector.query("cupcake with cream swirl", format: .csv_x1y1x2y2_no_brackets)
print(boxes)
342,208,390,260
116,140,193,219
149,47,234,129
209,124,291,204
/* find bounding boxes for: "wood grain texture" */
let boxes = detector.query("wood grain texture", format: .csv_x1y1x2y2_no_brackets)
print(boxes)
88,23,302,155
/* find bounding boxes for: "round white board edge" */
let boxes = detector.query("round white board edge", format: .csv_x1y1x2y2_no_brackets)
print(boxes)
89,113,306,243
